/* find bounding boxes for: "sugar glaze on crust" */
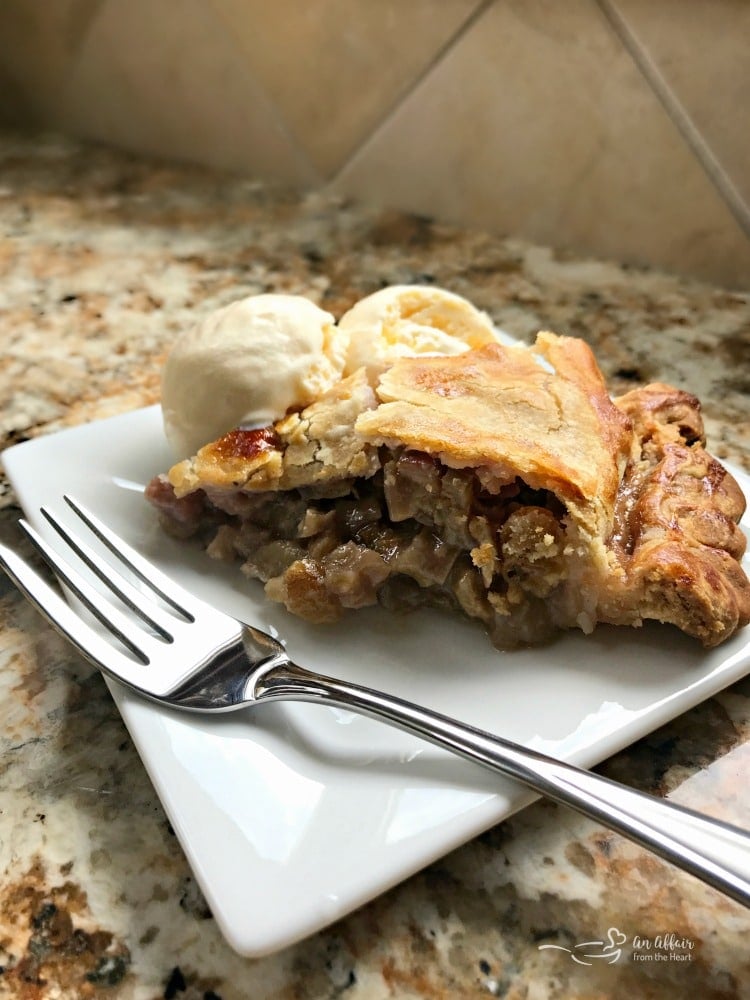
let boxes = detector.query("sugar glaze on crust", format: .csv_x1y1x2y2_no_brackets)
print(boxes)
146,333,750,648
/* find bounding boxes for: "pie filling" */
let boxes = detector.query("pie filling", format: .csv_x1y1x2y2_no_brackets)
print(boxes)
147,447,584,646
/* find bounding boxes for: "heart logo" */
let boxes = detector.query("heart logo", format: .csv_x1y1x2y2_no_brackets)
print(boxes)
607,928,627,949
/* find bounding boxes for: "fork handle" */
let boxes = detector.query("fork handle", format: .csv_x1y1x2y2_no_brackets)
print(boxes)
254,660,750,908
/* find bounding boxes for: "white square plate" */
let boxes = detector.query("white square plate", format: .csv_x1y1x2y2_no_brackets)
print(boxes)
3,406,750,956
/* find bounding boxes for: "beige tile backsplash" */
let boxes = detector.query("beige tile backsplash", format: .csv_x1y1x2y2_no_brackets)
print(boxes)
211,0,481,177
336,0,750,287
58,0,318,184
1,0,748,288
610,0,750,212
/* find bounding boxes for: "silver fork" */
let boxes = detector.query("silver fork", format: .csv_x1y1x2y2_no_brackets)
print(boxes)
1,495,749,909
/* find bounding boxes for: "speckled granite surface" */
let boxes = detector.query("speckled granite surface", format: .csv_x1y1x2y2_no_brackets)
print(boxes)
1,132,749,1000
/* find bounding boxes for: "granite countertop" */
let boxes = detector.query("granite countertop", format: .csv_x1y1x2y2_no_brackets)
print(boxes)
1,132,749,1000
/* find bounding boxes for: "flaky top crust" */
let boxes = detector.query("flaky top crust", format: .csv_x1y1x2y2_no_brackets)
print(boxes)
168,367,380,497
356,332,636,539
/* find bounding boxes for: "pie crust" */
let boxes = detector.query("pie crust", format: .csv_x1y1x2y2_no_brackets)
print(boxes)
146,333,750,648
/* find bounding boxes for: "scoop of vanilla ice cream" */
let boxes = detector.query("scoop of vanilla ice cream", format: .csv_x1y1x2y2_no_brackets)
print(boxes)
340,285,500,382
161,293,346,458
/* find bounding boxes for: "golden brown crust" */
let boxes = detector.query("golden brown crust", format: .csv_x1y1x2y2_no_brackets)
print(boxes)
355,333,635,541
607,385,750,645
615,381,706,449
168,368,380,498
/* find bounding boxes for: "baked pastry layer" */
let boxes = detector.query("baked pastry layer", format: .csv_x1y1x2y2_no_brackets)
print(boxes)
146,333,750,648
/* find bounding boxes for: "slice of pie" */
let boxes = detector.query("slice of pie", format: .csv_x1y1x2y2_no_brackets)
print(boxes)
145,332,750,648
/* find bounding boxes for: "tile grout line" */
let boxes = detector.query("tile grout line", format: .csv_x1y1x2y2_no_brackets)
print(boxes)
328,0,496,186
597,0,750,241
204,0,323,187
